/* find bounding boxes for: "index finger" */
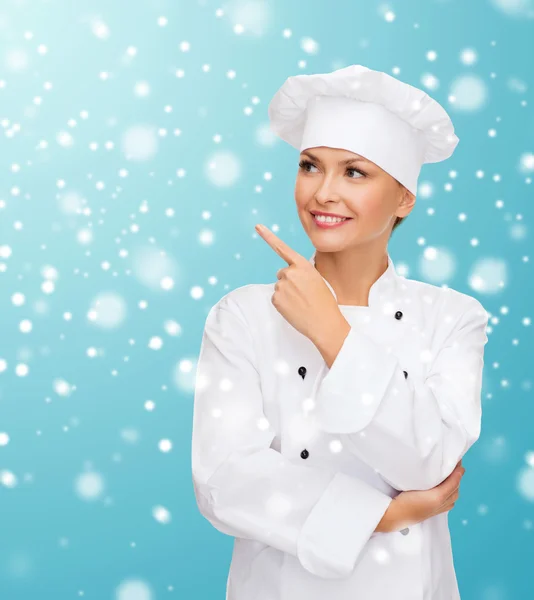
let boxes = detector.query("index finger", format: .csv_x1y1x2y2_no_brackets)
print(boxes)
255,224,303,265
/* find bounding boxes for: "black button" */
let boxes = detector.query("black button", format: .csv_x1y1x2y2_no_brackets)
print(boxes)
300,449,309,459
394,311,403,320
400,527,410,535
298,366,307,379
403,370,408,379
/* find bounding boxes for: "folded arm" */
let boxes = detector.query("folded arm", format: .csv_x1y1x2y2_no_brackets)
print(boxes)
312,293,489,491
191,294,394,580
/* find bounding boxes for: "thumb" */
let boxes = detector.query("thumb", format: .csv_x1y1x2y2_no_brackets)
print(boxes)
440,463,464,491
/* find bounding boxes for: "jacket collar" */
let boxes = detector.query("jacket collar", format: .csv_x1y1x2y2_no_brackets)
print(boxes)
308,249,400,308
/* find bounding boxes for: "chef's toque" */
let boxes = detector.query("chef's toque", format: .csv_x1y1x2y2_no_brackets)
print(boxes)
267,64,459,195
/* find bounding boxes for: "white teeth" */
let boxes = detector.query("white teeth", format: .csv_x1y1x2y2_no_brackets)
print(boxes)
314,214,347,223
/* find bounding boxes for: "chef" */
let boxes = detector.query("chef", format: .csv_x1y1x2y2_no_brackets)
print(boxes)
191,65,489,599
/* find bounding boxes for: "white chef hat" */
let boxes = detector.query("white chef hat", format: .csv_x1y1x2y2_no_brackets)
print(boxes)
267,64,459,195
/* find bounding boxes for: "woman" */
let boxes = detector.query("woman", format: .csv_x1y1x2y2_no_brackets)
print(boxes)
191,65,489,599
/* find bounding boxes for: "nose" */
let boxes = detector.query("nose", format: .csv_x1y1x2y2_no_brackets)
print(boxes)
307,167,343,203
314,179,342,204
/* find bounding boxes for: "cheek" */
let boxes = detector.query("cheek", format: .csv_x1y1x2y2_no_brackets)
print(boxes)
294,178,310,209
346,189,391,222
368,199,391,221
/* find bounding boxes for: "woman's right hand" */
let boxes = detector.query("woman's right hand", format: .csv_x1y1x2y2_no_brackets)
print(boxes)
376,461,466,533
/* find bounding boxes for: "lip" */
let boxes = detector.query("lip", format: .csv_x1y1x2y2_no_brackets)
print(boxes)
310,210,352,218
311,212,353,229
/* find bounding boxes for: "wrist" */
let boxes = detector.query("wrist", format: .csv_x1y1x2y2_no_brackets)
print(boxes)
375,498,400,533
311,314,351,369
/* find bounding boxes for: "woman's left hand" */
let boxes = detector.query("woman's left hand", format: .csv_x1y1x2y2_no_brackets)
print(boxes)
255,223,347,345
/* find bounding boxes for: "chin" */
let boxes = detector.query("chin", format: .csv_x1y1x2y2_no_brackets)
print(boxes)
308,236,352,253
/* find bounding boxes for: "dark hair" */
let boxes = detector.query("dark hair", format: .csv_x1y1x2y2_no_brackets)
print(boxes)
391,215,405,233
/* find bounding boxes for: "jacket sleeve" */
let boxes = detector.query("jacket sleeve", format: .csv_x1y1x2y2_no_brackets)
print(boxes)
191,294,394,580
312,294,489,492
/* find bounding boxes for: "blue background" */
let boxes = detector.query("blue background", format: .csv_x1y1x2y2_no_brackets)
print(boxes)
0,0,533,598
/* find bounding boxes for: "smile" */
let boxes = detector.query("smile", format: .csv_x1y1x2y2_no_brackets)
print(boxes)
312,214,353,229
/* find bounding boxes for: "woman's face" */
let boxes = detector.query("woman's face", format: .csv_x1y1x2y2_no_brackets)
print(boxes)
294,146,414,251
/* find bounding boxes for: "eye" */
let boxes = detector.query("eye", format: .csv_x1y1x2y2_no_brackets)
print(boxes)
347,167,365,179
299,159,366,179
298,159,317,173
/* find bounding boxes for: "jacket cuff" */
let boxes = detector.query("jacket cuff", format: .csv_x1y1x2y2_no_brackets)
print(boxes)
296,471,393,579
314,326,399,434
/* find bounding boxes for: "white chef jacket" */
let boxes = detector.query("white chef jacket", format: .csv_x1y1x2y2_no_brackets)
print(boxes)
191,250,489,600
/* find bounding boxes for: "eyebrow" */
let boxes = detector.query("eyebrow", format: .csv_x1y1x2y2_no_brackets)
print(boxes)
300,150,372,165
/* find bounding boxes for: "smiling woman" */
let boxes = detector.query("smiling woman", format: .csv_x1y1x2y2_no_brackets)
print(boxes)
192,64,484,600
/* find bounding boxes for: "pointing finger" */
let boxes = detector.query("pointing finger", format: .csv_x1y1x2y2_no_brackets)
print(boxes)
255,224,303,266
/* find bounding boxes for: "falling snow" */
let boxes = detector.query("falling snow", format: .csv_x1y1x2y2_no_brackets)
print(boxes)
0,0,531,598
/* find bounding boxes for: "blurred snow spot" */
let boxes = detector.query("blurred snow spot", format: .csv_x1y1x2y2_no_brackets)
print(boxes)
256,122,278,146
517,465,534,501
519,152,534,173
131,245,178,291
5,552,32,578
75,471,105,501
58,191,83,214
419,247,456,283
122,125,158,161
205,150,242,187
115,578,154,600
468,257,507,294
53,378,72,397
173,358,196,393
152,505,171,524
301,36,319,54
88,292,127,329
5,49,29,72
1,469,17,487
490,0,534,18
120,428,140,444
226,0,273,36
449,75,488,111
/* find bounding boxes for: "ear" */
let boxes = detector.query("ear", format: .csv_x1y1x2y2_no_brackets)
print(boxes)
397,187,416,218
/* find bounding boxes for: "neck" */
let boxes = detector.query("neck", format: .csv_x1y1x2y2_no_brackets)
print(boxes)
314,243,389,307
